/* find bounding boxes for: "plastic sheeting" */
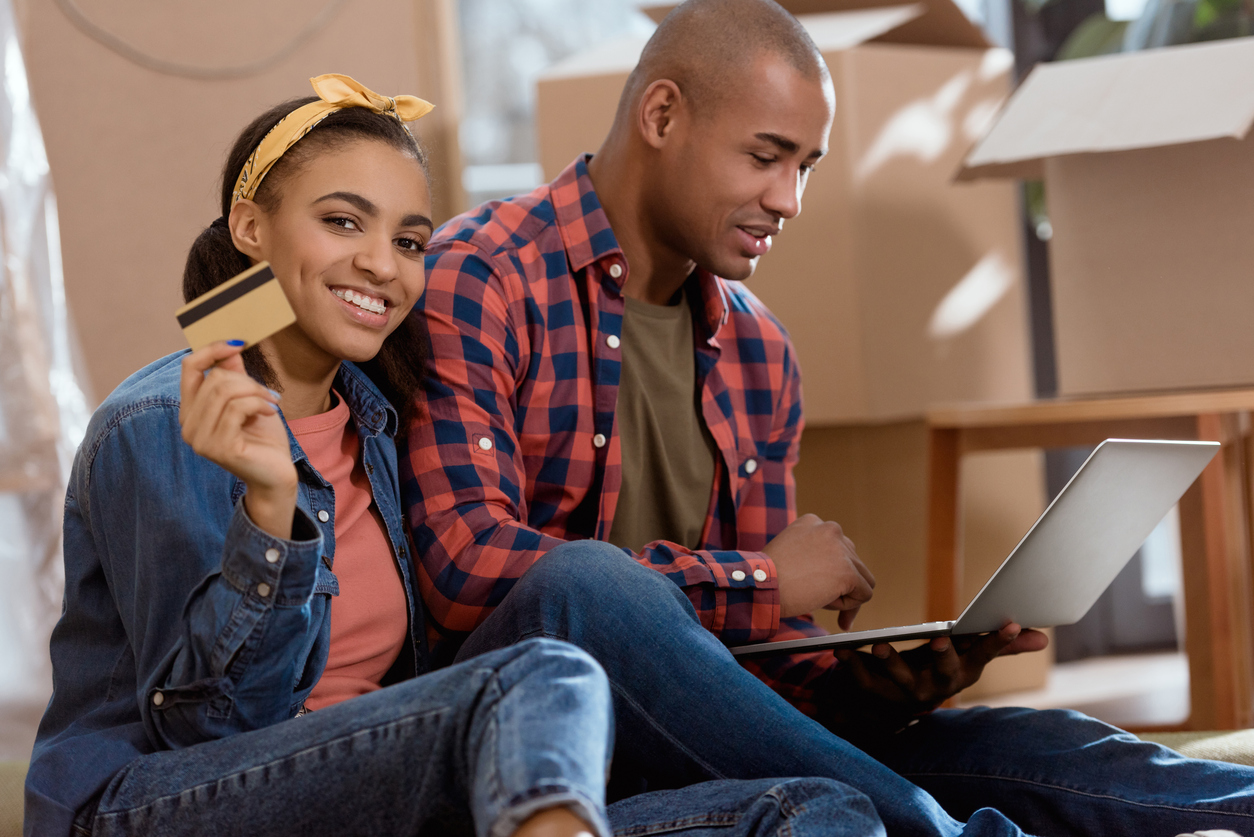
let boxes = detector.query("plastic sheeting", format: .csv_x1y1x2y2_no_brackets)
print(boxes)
0,0,90,759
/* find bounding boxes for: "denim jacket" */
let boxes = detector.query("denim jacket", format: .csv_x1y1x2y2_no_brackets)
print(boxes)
24,351,427,837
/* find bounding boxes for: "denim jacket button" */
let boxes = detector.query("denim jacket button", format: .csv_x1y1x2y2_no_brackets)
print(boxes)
151,691,164,707
317,510,330,523
264,548,280,564
731,570,747,581
257,582,272,598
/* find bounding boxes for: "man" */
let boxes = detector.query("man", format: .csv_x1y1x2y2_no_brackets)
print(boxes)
403,0,1254,833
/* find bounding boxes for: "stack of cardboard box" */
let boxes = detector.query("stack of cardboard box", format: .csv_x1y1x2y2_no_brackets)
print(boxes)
961,37,1254,397
536,0,1051,695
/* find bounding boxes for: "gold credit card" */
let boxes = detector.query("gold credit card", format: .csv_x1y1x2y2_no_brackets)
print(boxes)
175,261,296,351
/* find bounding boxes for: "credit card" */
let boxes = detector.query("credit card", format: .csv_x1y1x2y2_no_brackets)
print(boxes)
175,261,296,351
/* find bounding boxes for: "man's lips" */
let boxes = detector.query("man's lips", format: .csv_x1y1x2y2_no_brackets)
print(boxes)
735,225,776,257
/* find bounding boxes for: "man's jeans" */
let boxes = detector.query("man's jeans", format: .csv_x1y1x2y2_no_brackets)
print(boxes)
84,637,892,837
457,540,1254,837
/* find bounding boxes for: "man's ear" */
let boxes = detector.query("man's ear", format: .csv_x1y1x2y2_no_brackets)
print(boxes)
637,79,685,150
228,200,265,261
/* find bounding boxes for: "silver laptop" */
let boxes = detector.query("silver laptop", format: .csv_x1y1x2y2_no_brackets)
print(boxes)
730,438,1218,660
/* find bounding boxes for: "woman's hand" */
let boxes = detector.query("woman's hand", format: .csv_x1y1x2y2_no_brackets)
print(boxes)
179,341,296,539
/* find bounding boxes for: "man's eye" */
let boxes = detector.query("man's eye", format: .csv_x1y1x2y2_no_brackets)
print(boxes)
752,154,775,166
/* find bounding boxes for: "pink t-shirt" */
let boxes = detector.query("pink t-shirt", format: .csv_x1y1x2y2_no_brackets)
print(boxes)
288,392,408,711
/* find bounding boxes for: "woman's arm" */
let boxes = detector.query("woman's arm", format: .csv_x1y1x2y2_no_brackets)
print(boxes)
178,342,296,538
81,347,329,749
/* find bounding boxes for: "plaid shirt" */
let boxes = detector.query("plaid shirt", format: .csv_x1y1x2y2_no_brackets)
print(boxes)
403,156,837,711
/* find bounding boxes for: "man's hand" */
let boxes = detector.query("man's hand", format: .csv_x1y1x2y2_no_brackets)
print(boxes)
822,623,1049,739
764,514,876,625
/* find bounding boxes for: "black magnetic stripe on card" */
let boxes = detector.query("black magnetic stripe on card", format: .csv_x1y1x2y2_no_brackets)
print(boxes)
176,265,276,328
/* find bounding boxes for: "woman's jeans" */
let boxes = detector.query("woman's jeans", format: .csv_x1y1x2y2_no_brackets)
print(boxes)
88,639,612,837
456,540,1254,837
85,637,892,837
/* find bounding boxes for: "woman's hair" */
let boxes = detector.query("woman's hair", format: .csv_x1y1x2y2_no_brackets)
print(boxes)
183,96,430,432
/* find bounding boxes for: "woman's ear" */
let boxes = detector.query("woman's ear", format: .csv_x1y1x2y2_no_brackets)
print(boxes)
229,200,265,261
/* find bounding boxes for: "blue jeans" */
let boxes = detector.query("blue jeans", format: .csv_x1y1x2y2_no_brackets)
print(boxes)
456,540,1254,837
83,637,891,837
86,640,612,837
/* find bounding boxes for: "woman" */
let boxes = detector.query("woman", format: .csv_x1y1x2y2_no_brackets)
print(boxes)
24,74,883,837
22,74,614,837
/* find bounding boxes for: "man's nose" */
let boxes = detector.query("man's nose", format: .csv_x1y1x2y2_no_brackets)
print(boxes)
763,169,803,220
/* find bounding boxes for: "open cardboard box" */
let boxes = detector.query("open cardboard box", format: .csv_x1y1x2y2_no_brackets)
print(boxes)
960,38,1254,396
537,0,1049,695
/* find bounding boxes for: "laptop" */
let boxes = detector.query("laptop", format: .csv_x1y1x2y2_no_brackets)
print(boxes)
730,438,1218,660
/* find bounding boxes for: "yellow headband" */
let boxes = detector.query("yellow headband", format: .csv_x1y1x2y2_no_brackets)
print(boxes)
231,73,435,207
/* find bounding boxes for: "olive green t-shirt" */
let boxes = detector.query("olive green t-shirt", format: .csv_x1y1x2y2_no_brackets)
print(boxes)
608,291,718,552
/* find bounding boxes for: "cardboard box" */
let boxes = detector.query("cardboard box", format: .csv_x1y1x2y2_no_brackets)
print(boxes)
960,38,1254,396
538,0,1034,423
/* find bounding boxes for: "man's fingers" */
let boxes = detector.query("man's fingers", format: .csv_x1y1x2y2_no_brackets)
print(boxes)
967,624,1020,669
871,644,917,692
997,627,1050,657
845,546,877,590
836,605,861,631
834,649,907,703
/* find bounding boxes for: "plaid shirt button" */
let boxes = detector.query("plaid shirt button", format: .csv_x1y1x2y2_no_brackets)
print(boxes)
754,569,768,582
745,459,758,474
732,570,747,581
606,334,620,349
477,437,493,451
608,263,624,279
592,433,607,448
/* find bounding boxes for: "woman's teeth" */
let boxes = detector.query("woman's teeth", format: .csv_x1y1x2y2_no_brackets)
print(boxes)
332,288,387,315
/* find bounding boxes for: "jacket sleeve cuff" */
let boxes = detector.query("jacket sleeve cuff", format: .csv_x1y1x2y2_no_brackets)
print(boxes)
218,500,323,603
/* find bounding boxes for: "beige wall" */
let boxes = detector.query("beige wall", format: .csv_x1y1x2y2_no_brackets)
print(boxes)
18,0,460,402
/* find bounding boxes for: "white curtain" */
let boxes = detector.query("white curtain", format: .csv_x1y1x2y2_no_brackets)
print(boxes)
0,0,90,760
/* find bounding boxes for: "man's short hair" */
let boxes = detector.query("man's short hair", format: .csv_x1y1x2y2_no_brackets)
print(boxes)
620,0,829,120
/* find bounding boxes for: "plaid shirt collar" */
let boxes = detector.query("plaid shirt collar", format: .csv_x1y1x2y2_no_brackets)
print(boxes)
554,155,732,346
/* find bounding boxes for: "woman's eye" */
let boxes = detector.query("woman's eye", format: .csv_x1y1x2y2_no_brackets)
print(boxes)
395,236,426,253
326,216,359,231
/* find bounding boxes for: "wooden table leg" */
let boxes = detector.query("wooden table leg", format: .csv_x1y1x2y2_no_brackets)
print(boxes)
1178,413,1254,729
925,427,961,622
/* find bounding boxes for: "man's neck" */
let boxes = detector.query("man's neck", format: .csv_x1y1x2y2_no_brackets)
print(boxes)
587,148,695,306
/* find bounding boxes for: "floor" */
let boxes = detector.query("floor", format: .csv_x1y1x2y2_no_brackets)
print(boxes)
955,651,1191,729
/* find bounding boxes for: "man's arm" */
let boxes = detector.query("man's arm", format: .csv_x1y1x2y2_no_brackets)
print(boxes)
405,245,785,646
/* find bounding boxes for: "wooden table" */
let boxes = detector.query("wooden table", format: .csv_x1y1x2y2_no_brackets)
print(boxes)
925,389,1254,730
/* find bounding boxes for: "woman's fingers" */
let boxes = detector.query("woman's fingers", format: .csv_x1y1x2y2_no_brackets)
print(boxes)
182,368,278,453
178,340,247,425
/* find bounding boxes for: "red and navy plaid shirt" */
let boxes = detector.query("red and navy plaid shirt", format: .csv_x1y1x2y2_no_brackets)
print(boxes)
403,156,837,712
